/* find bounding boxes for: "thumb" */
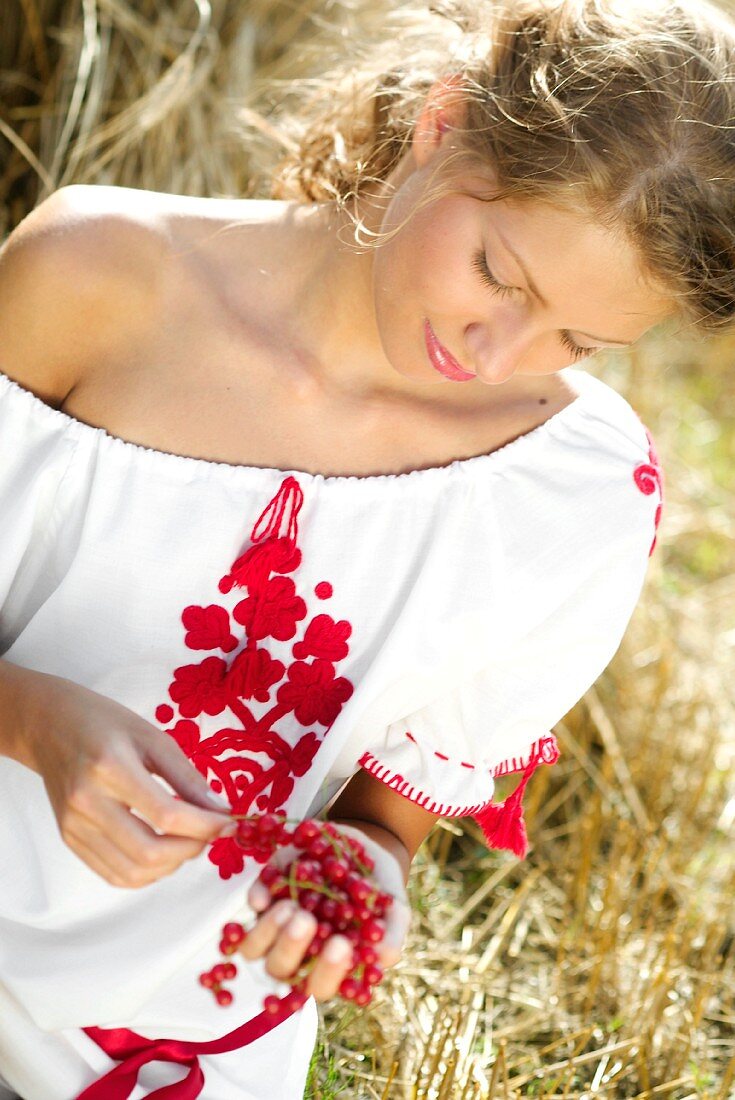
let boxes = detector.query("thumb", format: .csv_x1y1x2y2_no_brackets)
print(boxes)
145,735,231,814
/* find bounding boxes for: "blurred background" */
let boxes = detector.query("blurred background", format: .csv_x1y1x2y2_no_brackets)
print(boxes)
1,1,733,1096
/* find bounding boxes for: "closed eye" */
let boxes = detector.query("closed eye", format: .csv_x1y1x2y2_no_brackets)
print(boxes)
473,249,596,363
472,250,517,299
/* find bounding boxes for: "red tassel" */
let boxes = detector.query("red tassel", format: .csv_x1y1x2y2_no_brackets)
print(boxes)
475,787,530,859
473,741,558,859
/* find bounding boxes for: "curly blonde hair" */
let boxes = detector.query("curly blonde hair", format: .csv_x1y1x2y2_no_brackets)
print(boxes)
243,0,735,333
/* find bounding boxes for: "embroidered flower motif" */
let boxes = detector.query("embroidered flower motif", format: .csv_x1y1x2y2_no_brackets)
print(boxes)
208,837,245,880
227,646,285,703
167,718,201,756
277,659,354,727
233,575,307,642
154,476,356,879
168,656,229,718
288,731,321,776
181,605,238,653
634,430,664,556
292,613,352,661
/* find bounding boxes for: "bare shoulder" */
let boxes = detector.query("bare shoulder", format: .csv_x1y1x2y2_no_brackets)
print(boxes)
0,184,171,408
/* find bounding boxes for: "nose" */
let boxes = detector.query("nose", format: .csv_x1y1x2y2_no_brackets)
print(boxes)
463,321,532,385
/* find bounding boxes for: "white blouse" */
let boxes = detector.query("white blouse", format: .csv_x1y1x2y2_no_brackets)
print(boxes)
0,365,662,1053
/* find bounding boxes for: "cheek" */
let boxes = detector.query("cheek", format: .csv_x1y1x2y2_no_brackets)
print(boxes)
372,214,478,321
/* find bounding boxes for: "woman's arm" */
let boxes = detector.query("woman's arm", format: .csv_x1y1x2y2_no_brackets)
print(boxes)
325,766,441,884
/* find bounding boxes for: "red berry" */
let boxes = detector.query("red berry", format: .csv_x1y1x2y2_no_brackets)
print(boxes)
354,986,372,1006
256,813,281,837
339,977,360,1000
322,858,349,885
335,901,355,926
211,963,228,982
355,905,372,923
293,820,322,847
294,861,316,883
346,876,372,904
235,820,257,845
199,971,216,988
344,928,361,945
222,922,245,944
264,995,283,1016
360,919,386,944
298,890,321,912
222,962,237,980
356,944,379,966
258,864,280,886
219,939,238,956
306,939,322,958
346,836,367,859
317,897,338,922
306,837,331,859
216,989,234,1007
315,922,332,941
323,823,340,839
363,964,383,986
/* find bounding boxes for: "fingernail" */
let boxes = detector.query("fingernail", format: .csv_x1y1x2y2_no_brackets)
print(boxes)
287,912,313,938
324,938,350,964
273,904,296,927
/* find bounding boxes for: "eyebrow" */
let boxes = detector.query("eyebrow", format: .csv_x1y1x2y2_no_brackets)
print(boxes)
494,227,635,347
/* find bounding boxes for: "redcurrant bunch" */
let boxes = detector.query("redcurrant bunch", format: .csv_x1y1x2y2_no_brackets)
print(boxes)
198,814,393,1022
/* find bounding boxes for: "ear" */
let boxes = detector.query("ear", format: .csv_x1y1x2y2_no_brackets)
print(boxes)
411,74,469,169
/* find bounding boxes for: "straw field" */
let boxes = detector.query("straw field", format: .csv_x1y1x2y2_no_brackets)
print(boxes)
1,1,733,1097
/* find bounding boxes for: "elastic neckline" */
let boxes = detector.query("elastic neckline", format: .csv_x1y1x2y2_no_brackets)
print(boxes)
0,366,603,487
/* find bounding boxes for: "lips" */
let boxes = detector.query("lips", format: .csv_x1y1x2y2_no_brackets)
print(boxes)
423,320,475,382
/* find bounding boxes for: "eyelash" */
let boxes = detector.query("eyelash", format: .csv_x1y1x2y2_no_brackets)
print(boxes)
472,250,592,363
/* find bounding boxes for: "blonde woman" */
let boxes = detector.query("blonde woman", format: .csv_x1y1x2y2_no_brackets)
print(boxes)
0,0,732,1096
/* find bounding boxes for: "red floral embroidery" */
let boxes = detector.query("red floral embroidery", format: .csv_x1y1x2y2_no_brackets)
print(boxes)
168,656,230,718
634,429,664,556
182,605,238,653
154,476,355,879
277,659,354,727
227,646,285,703
233,576,307,642
315,581,333,599
292,613,352,661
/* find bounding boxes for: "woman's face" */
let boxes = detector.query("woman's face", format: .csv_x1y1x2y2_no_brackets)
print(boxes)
369,127,673,387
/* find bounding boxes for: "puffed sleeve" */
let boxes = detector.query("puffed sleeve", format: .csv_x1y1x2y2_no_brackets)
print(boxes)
0,373,80,652
356,414,664,859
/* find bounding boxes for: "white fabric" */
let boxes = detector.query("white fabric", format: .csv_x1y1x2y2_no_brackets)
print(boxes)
0,365,661,1097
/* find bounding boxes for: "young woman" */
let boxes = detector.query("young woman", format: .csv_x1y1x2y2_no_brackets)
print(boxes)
0,0,732,1096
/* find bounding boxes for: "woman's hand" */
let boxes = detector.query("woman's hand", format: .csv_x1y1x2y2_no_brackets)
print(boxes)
238,822,412,1002
16,668,232,888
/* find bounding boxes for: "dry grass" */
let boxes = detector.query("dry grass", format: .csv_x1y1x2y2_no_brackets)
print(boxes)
2,2,733,1097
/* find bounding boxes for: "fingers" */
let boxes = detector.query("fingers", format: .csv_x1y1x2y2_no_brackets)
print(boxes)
238,901,355,1002
238,900,300,968
90,748,232,843
144,736,231,816
64,825,149,889
303,935,354,1000
68,796,208,886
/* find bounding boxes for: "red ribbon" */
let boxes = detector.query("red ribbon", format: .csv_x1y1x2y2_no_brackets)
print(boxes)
76,1005,289,1099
